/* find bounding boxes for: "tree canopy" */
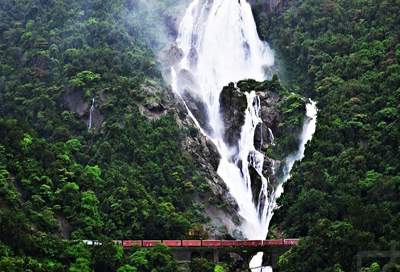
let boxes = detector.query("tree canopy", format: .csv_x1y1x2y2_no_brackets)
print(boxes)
251,0,400,270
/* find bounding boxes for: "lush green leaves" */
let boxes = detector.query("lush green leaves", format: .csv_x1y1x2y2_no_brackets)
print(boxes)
258,0,400,271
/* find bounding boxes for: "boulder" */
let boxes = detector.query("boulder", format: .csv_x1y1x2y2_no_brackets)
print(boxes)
177,69,200,94
157,43,184,68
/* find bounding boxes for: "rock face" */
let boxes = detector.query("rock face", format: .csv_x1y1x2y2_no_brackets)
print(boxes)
138,84,170,121
156,43,184,69
219,81,282,152
219,82,247,148
174,91,243,239
177,69,214,134
64,90,90,118
63,90,105,131
258,90,282,131
218,79,285,209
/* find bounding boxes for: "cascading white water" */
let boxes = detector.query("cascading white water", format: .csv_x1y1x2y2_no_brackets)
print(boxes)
268,128,275,146
250,100,317,271
275,100,317,198
88,98,94,131
173,0,274,238
170,0,317,271
175,0,274,141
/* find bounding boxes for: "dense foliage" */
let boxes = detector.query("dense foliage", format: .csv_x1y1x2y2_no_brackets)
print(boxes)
3,0,399,270
0,0,206,270
252,0,400,271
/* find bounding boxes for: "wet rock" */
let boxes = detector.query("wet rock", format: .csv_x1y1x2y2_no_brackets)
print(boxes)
90,107,105,130
157,43,184,68
177,107,242,237
258,90,281,132
188,47,198,68
183,90,213,135
219,82,247,148
177,70,213,133
177,69,200,93
248,163,262,206
254,122,269,151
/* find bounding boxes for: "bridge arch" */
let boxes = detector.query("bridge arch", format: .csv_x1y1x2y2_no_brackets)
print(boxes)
190,251,201,260
220,252,244,269
203,251,214,261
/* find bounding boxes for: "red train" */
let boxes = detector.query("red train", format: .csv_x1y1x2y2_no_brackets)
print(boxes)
99,239,299,247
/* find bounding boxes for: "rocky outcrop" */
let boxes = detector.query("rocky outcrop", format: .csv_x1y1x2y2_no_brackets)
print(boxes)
218,79,287,207
219,81,282,151
258,90,281,132
182,90,213,134
176,69,214,134
64,90,90,118
219,82,247,148
138,85,170,121
173,91,243,239
56,214,71,239
177,69,200,93
254,122,269,151
156,43,184,69
63,90,106,131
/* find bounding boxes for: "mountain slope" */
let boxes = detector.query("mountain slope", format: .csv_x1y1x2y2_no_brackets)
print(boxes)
251,0,400,270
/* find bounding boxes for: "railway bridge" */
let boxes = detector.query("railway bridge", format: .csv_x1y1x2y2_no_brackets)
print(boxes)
117,239,299,270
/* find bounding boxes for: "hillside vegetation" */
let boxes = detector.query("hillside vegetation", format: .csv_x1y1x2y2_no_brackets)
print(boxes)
252,0,400,271
0,0,207,270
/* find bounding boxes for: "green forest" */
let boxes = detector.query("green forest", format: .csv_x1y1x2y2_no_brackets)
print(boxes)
1,0,400,271
252,0,400,271
0,0,211,271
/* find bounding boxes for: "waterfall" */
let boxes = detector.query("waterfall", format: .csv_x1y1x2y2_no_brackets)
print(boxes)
88,98,94,131
172,0,274,239
170,0,317,270
275,100,317,198
268,128,275,146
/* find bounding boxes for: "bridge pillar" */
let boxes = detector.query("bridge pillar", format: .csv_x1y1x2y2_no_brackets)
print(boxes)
240,250,253,271
214,249,219,264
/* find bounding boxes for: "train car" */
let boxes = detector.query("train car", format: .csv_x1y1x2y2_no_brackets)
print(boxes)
83,240,102,246
202,240,222,247
263,240,283,246
182,240,202,247
142,240,161,247
83,240,93,245
242,240,262,246
113,240,123,245
283,239,299,245
162,240,182,247
123,240,142,247
221,240,243,247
